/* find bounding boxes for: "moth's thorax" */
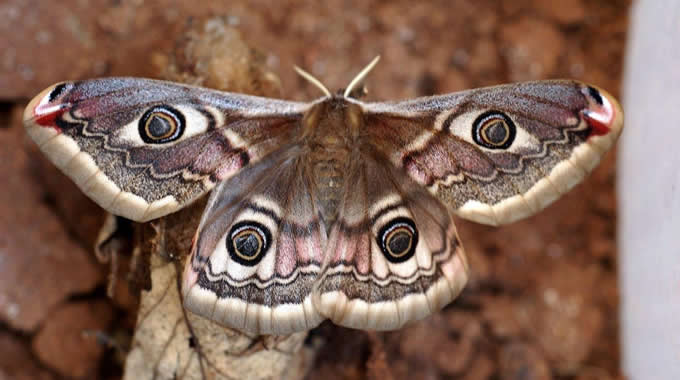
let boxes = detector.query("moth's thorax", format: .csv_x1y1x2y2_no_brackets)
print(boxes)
303,97,363,226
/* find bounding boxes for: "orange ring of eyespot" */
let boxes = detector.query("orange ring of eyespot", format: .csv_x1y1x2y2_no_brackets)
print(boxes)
479,118,511,146
144,112,178,140
232,228,264,261
385,226,414,258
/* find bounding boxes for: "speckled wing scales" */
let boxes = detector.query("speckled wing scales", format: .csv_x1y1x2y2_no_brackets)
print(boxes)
314,152,468,330
23,78,309,222
363,80,623,226
182,152,327,335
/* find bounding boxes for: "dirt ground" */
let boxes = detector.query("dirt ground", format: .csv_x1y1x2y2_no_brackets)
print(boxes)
0,1,629,379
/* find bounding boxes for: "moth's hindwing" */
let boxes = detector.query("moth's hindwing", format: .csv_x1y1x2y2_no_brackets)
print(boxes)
182,148,469,335
182,150,327,335
364,80,623,226
23,78,309,222
314,153,469,330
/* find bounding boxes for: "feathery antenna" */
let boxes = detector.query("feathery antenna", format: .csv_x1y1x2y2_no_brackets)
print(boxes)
294,65,331,97
344,56,381,98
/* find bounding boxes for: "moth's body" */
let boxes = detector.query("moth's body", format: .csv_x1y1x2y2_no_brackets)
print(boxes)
24,72,623,335
302,97,362,228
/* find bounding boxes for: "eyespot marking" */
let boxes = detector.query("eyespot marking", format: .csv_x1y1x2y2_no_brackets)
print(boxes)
377,217,418,263
472,111,516,150
226,221,271,266
139,105,185,144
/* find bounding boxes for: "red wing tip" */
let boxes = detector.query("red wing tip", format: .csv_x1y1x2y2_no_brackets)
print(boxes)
581,84,623,137
24,83,71,131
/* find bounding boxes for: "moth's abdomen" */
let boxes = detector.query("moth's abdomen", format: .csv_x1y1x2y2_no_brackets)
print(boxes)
310,144,349,228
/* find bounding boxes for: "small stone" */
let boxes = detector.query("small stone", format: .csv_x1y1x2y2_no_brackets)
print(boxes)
437,312,483,375
0,332,56,380
394,312,481,377
499,342,553,380
32,301,114,379
481,295,523,339
460,353,495,380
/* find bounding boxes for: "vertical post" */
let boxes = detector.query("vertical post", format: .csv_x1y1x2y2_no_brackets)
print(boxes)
620,2,680,379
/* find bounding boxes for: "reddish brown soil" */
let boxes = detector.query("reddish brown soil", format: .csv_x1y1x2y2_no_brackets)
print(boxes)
0,1,629,379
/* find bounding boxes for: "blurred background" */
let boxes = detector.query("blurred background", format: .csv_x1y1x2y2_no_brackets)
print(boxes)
0,1,657,379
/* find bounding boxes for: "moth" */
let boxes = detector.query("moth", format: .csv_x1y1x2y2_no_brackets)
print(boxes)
23,57,622,335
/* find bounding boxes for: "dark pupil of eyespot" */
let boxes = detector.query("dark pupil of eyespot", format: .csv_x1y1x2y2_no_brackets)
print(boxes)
388,231,411,255
377,217,418,263
484,121,508,144
235,233,259,258
147,115,173,138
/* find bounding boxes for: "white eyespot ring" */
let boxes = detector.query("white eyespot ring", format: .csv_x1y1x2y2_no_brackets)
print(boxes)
226,221,271,266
